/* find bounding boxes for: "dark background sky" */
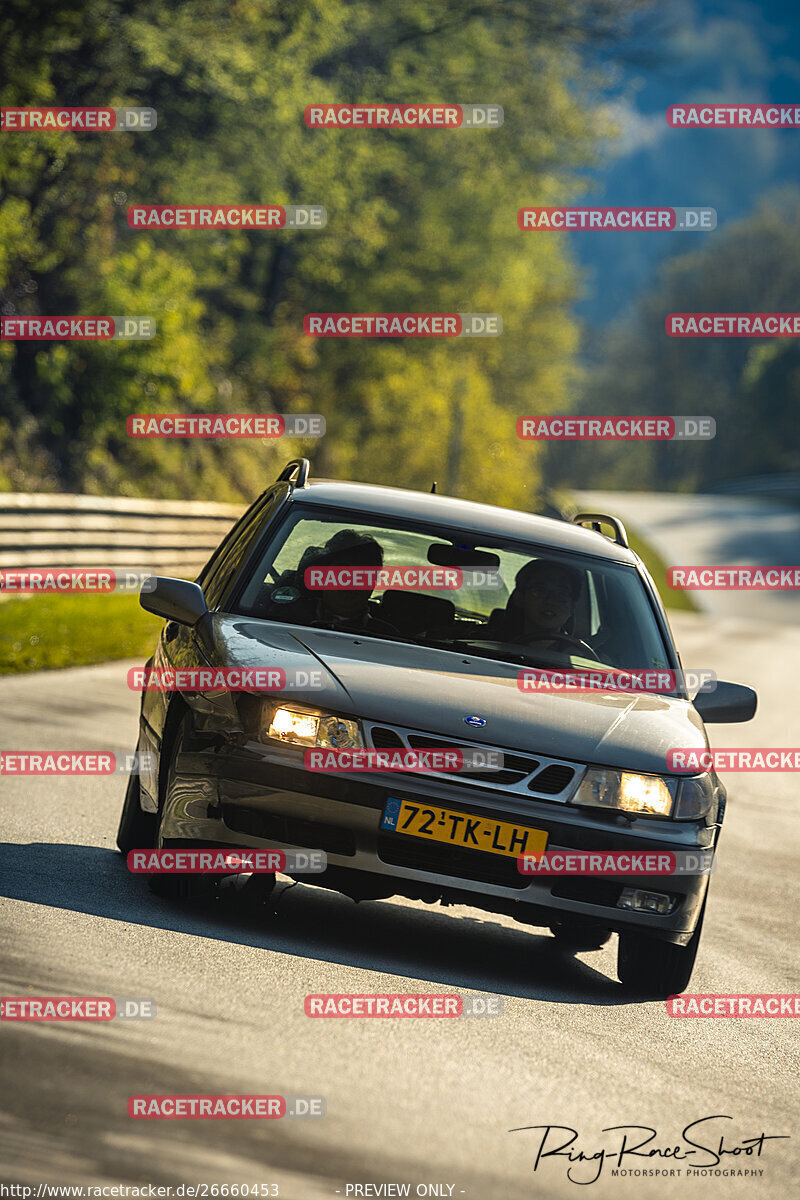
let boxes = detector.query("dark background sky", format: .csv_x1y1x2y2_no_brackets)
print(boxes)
573,0,800,325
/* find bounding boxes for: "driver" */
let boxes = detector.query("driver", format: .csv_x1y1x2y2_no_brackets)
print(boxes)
258,528,398,634
486,559,583,648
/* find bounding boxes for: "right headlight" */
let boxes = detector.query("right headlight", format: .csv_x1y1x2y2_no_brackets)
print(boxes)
573,767,714,820
573,768,677,817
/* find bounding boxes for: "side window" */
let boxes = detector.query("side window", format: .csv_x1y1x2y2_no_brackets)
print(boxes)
200,488,284,610
196,510,255,592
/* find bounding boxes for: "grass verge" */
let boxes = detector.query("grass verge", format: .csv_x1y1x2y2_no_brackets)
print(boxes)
0,593,162,674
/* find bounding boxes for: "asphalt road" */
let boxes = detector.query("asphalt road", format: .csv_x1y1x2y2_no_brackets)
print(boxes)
1,496,799,1198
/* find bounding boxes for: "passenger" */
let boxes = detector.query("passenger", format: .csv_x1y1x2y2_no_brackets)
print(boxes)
486,559,583,647
259,529,398,634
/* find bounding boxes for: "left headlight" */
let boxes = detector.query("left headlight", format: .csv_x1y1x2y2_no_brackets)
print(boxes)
263,704,363,750
573,768,677,817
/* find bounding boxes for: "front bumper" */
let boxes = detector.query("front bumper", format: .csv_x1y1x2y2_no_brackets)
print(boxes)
157,734,714,945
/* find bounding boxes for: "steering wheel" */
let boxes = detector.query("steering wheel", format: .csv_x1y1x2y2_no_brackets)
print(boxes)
529,633,600,660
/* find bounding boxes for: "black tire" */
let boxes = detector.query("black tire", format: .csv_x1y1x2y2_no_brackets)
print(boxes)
616,896,707,997
549,924,612,952
147,712,216,902
116,771,157,854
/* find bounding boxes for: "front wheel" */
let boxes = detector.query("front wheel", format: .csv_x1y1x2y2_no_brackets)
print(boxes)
616,896,706,997
147,713,216,902
116,771,157,854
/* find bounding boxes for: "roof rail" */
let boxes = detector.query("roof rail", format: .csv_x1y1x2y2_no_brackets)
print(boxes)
572,512,629,549
277,458,311,488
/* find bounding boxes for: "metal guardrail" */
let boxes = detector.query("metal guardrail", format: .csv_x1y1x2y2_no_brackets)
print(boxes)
709,474,800,498
0,493,245,578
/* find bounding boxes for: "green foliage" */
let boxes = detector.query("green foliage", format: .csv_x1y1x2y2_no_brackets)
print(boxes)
1,0,635,507
550,190,800,491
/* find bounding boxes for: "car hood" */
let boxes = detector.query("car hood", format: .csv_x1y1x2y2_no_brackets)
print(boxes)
214,616,708,775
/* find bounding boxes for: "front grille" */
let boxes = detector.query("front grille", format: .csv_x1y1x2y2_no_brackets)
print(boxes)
371,726,537,784
529,764,575,795
371,727,405,749
407,735,536,784
377,835,529,889
222,804,356,856
366,721,581,800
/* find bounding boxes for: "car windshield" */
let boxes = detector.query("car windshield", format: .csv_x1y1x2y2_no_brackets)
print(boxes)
235,507,673,679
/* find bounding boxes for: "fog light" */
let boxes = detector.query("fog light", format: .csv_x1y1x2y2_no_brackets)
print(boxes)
617,887,674,914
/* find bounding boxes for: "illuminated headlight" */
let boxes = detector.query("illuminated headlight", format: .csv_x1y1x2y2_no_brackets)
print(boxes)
574,768,677,817
265,705,363,750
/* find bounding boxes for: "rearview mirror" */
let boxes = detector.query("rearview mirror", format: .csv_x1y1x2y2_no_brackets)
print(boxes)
692,681,757,724
140,576,208,626
427,544,501,569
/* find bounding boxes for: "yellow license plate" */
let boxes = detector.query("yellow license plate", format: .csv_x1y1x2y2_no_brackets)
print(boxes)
382,798,547,859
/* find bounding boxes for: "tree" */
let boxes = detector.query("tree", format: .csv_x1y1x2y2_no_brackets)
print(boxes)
547,189,800,492
1,0,643,507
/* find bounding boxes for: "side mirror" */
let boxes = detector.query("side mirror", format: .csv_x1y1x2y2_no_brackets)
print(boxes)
692,681,757,724
140,576,208,626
